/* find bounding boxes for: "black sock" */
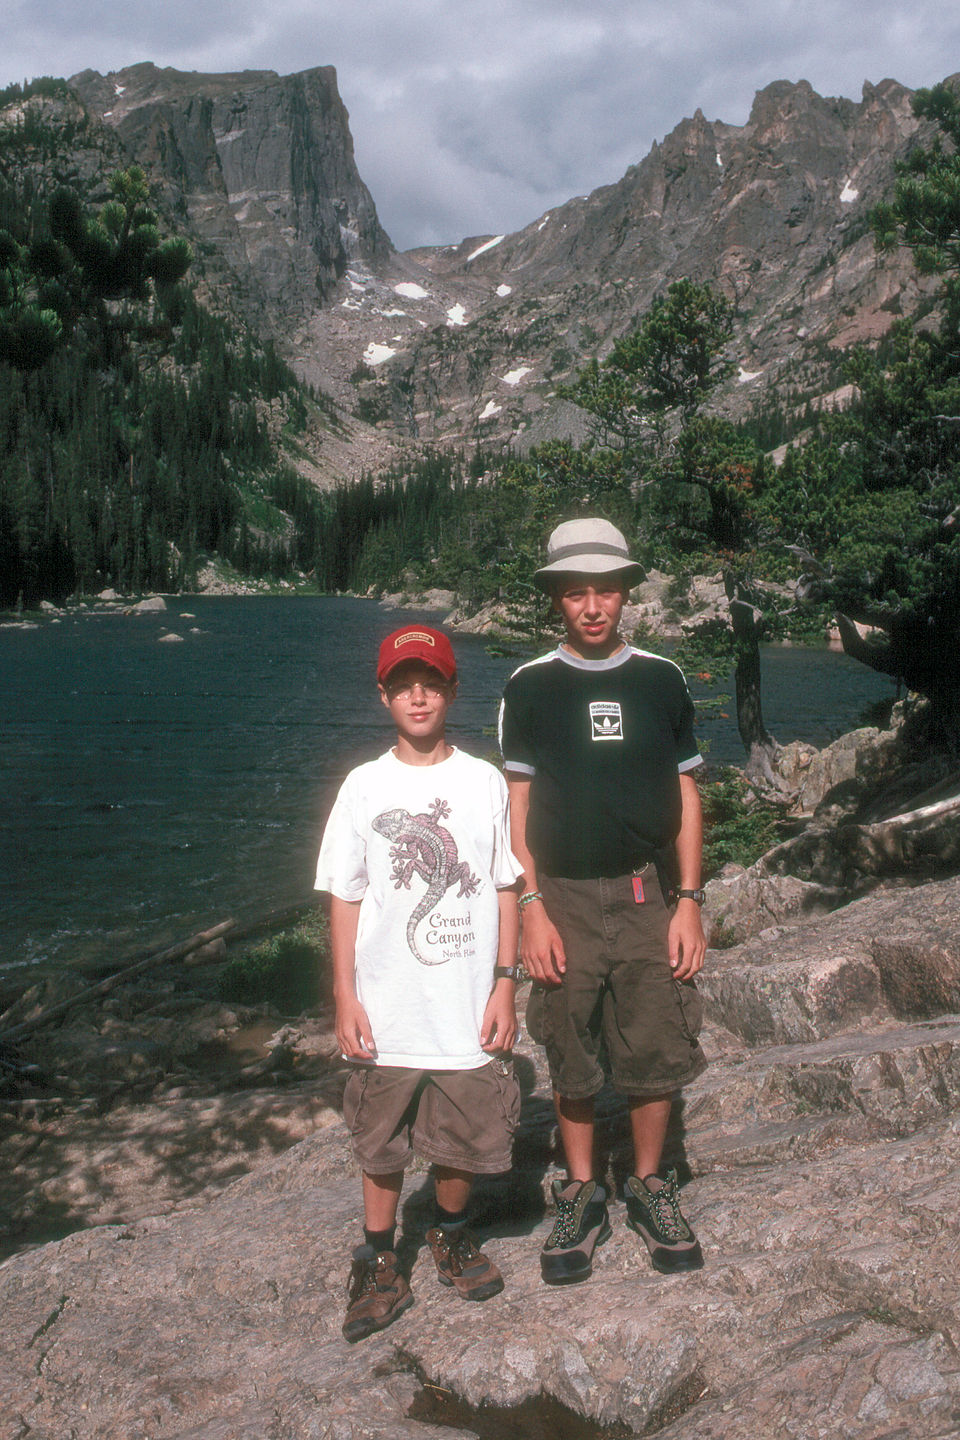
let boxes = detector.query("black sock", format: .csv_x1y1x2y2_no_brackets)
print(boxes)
363,1226,396,1253
434,1204,468,1230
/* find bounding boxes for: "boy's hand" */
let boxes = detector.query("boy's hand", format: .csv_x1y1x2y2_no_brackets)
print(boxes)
519,903,567,986
668,900,706,981
335,993,376,1059
480,984,517,1054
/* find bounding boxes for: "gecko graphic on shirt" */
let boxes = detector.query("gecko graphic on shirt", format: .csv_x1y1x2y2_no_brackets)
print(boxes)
372,798,480,964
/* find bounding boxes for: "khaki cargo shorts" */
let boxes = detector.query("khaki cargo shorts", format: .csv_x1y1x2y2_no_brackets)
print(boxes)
526,867,707,1099
342,1060,520,1175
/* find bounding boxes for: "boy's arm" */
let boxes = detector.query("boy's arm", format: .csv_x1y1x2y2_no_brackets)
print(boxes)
505,772,567,986
330,895,376,1058
668,772,707,981
480,887,519,1054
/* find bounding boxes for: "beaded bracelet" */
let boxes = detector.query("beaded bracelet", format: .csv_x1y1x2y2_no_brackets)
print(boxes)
517,890,543,911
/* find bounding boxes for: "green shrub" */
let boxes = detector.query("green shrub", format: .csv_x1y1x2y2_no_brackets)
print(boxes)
701,768,783,879
218,916,329,1012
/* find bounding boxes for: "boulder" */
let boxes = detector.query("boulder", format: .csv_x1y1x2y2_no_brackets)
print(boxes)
127,596,167,615
699,876,960,1045
705,705,960,943
705,864,846,947
776,722,896,815
447,599,525,638
378,588,457,613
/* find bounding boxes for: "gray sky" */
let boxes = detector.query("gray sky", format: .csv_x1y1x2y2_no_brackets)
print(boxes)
4,1,959,250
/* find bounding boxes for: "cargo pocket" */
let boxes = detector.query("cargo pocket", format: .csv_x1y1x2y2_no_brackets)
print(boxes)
341,1066,368,1135
490,1057,521,1136
525,982,548,1044
672,978,703,1044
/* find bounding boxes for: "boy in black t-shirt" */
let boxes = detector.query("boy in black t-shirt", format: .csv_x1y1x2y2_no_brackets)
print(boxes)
499,518,708,1284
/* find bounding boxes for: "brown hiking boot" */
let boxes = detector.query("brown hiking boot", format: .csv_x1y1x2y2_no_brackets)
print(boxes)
426,1225,504,1301
342,1245,414,1342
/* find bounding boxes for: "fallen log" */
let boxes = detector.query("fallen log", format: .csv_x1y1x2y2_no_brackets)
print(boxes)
842,792,960,876
0,900,316,1044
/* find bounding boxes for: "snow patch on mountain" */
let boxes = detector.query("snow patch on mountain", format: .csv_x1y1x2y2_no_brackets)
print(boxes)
501,366,532,386
363,343,396,366
467,235,505,263
394,282,430,300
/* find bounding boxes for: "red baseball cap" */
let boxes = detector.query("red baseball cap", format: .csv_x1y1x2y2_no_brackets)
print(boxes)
377,626,457,684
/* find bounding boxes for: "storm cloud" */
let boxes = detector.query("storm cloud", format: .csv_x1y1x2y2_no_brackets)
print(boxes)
6,0,960,248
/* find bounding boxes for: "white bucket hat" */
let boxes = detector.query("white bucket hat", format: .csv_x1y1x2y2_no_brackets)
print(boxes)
533,517,643,592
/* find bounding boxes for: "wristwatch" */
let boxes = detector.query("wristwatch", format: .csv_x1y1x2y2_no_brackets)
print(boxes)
493,965,521,981
674,888,706,906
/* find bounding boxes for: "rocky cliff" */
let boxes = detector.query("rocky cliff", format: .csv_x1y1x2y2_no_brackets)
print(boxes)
335,76,937,454
70,63,392,324
53,65,947,478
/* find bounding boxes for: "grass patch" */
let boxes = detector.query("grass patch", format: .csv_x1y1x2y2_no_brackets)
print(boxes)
218,912,330,1013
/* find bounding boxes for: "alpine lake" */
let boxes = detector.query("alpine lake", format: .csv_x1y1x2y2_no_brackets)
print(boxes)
2,595,897,986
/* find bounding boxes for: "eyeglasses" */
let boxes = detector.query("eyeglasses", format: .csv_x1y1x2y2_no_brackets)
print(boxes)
386,679,449,699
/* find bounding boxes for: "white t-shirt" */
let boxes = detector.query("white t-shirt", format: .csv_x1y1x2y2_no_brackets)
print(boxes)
315,747,522,1069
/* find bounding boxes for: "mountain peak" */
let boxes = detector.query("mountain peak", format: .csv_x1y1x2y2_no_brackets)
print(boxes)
29,64,947,478
70,63,392,319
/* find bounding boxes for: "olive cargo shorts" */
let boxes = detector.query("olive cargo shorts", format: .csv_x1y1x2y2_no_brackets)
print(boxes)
526,868,707,1098
343,1060,520,1174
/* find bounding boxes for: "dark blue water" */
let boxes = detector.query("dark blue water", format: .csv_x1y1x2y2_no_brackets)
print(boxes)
1,597,896,981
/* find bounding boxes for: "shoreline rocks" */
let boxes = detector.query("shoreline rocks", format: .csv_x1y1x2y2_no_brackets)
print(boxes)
1,571,811,653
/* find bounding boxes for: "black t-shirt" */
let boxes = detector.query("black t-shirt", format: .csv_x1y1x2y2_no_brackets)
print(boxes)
498,645,702,878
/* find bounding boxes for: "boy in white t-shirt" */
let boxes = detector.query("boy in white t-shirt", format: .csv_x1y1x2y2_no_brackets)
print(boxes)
315,625,522,1343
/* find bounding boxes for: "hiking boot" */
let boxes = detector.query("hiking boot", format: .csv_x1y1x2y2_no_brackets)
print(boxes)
342,1245,414,1342
624,1169,704,1274
540,1178,611,1286
426,1225,504,1301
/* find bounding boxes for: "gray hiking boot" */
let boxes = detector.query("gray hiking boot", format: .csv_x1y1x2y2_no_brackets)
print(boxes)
540,1178,611,1285
624,1169,704,1274
342,1245,414,1342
